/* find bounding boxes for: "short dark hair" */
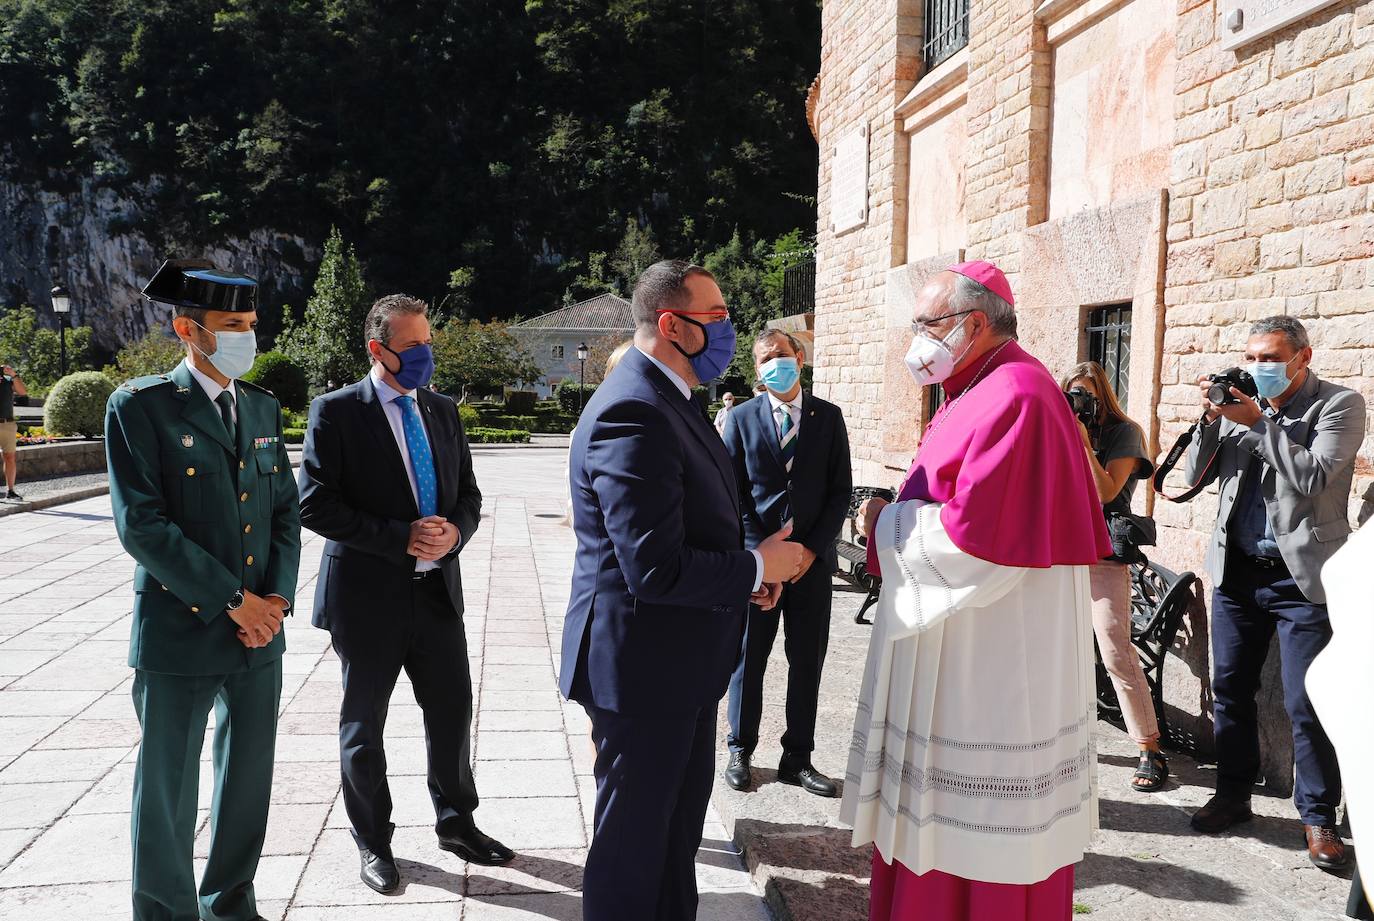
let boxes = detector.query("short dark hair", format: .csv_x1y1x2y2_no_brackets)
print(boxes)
753,328,802,358
173,306,211,328
364,294,429,349
630,260,716,329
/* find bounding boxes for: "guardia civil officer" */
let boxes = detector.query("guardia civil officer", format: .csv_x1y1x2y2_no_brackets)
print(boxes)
105,259,301,921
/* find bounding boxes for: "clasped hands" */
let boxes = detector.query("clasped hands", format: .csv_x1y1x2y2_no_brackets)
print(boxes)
409,515,461,561
230,591,287,648
751,521,818,612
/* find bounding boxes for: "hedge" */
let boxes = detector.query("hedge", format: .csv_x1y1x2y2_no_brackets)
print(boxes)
504,390,537,414
45,371,115,437
557,382,596,414
283,428,306,444
243,351,309,410
466,427,531,444
457,403,481,429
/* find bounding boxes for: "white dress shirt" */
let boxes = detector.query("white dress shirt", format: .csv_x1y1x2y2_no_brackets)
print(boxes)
635,348,764,591
370,367,441,572
185,359,237,424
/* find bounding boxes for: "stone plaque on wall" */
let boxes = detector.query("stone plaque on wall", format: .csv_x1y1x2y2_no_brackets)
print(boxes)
831,126,869,235
1219,0,1345,51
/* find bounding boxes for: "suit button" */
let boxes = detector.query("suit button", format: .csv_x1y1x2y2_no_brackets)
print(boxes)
191,606,200,613
272,465,279,473
240,492,249,502
246,555,254,566
244,524,253,535
185,467,195,476
240,460,246,470
160,585,167,591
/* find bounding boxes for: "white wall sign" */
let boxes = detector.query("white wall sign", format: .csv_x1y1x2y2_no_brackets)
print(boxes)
1219,0,1345,51
831,126,869,235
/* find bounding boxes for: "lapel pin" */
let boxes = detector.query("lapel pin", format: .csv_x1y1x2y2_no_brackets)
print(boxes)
176,386,191,394
181,434,194,448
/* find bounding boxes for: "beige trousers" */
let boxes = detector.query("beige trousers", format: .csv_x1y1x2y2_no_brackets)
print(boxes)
1089,561,1160,745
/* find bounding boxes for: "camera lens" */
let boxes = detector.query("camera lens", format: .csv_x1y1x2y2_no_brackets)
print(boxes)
1207,381,1230,404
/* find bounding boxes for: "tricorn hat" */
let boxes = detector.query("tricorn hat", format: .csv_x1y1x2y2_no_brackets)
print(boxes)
141,258,258,312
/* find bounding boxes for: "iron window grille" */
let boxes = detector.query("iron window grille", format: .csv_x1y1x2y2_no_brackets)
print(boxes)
923,0,970,71
782,259,817,315
1086,304,1132,406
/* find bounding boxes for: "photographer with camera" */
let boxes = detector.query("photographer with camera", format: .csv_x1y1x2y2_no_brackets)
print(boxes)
1180,315,1364,872
1062,362,1166,792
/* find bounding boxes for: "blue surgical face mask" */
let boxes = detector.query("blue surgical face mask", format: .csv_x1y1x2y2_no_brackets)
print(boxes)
191,320,257,380
1244,354,1299,400
759,356,800,394
669,315,737,384
383,342,436,391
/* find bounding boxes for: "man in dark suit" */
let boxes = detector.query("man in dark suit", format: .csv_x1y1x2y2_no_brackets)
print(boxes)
562,260,805,921
722,330,851,796
298,294,512,895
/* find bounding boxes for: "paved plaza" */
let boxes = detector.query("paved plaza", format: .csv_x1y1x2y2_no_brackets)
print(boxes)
0,443,1362,921
0,445,769,921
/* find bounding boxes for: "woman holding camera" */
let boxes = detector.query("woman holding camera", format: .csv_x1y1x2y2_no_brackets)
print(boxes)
1062,361,1167,792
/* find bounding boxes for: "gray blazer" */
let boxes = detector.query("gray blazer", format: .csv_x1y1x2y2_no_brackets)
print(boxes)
1184,370,1365,604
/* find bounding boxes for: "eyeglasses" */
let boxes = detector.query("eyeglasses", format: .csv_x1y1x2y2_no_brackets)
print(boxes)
911,309,976,336
657,309,729,322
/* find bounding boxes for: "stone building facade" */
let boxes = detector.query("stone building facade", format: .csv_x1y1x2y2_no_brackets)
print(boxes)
811,0,1374,783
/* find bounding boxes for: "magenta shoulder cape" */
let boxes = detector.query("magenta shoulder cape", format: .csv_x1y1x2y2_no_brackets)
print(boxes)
871,341,1111,572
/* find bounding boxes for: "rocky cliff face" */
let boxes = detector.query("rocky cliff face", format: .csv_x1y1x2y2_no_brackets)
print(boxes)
0,178,314,351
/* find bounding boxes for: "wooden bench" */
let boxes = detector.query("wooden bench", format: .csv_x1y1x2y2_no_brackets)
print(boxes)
833,486,895,625
1095,557,1199,742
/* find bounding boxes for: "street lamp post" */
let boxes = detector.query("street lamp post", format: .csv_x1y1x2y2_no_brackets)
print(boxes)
50,285,71,379
576,341,589,414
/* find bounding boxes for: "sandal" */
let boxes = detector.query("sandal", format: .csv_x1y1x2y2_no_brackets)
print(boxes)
1132,749,1168,792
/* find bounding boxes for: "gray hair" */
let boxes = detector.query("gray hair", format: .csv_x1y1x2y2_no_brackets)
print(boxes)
1249,315,1309,351
630,260,716,329
949,274,1016,337
364,294,429,348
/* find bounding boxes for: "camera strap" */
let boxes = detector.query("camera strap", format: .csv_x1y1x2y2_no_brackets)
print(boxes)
1152,414,1220,502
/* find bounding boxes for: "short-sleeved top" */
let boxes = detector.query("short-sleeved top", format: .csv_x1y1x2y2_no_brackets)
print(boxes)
0,373,13,423
1093,419,1154,517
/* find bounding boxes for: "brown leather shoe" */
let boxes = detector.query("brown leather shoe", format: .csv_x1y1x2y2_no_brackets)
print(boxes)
1304,824,1349,871
1189,794,1253,833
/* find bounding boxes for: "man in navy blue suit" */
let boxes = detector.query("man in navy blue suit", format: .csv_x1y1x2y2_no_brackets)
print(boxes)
298,295,513,896
722,330,851,797
561,260,805,921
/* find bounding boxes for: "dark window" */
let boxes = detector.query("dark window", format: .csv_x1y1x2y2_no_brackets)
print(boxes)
782,259,816,315
551,344,565,360
927,382,946,418
923,0,970,71
1086,304,1132,405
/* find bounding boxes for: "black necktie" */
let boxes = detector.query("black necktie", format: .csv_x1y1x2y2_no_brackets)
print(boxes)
215,391,237,445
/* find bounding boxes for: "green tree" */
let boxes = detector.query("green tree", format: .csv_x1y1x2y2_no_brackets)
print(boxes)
431,319,541,401
703,230,773,380
105,330,185,385
0,306,97,389
276,226,372,387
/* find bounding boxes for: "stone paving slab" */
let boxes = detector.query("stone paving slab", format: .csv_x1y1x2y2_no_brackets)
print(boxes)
0,450,770,921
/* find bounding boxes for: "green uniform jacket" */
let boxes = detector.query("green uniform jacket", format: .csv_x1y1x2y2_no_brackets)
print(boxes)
105,360,302,675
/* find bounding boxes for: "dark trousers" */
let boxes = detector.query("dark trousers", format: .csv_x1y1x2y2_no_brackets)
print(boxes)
1211,554,1341,825
1350,863,1373,920
726,565,831,758
130,658,282,921
582,702,717,921
331,573,478,852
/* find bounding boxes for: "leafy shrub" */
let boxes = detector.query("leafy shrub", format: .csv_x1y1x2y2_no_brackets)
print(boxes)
504,390,537,414
243,351,309,410
44,371,115,437
466,427,531,444
457,403,480,430
556,378,596,414
283,428,306,444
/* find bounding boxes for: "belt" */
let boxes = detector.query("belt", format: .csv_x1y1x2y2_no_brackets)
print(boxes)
1240,553,1287,571
412,568,443,581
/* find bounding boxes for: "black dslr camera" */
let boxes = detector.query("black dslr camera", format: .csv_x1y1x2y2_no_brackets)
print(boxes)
1206,367,1258,405
1064,387,1099,426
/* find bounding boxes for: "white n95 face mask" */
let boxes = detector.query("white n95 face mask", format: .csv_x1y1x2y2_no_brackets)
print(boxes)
904,320,970,386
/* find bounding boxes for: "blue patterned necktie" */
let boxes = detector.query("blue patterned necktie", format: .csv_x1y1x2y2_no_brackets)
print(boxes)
394,395,437,517
778,404,797,475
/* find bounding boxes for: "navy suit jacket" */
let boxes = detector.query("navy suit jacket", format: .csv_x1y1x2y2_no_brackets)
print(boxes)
297,376,482,629
723,390,851,569
560,348,757,716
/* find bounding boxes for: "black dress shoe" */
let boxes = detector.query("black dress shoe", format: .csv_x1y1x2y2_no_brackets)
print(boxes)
724,752,752,791
1190,794,1253,834
438,824,515,865
359,847,400,893
778,757,839,797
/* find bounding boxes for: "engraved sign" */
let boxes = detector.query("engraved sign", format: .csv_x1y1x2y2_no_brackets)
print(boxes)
831,126,869,235
1220,0,1345,50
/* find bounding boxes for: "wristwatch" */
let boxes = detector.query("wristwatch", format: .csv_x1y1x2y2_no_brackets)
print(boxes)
226,589,246,613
